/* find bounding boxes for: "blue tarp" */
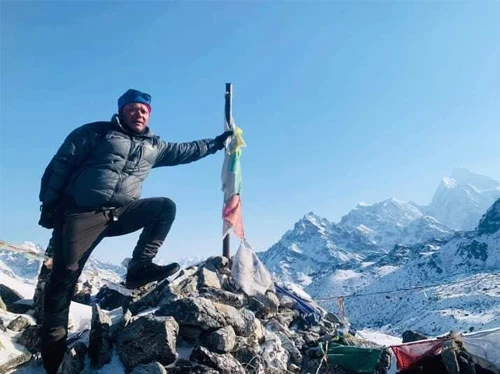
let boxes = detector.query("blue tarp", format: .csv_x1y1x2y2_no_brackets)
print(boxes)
275,284,323,322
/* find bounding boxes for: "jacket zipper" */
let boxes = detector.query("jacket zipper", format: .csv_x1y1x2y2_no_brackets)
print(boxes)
111,136,134,198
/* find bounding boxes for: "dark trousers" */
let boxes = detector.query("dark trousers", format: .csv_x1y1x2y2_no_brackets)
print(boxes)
41,197,176,373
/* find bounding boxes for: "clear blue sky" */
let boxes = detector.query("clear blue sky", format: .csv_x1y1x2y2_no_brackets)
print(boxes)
1,1,499,265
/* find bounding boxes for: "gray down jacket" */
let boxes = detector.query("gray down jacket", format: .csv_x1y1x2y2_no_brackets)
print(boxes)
39,115,220,209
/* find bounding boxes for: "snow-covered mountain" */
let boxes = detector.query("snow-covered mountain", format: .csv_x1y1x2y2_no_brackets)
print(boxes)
262,171,498,285
340,198,454,250
293,198,500,335
258,213,381,286
259,170,500,335
424,168,500,230
338,198,500,335
0,242,125,294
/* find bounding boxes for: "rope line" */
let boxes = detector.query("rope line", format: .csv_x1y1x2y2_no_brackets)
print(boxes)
314,274,499,301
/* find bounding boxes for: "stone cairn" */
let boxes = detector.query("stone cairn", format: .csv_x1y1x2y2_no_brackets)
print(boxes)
4,256,388,373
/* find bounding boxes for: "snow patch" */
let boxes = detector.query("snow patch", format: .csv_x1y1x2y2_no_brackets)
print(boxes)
334,269,362,281
357,224,375,234
442,177,457,189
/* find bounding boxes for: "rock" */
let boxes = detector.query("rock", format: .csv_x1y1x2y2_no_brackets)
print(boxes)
124,279,172,315
89,304,112,368
402,330,428,343
199,287,245,309
441,339,461,374
156,297,225,331
205,256,230,272
0,318,5,332
212,301,260,337
58,341,87,374
0,284,23,305
7,315,32,332
232,338,264,373
202,325,236,353
17,325,42,353
305,345,324,359
278,294,296,309
302,354,358,374
130,361,167,374
94,286,130,311
301,331,321,347
8,299,33,314
266,291,281,309
0,351,32,374
321,318,338,331
275,308,299,329
251,317,265,343
260,330,290,372
166,267,200,299
247,292,280,319
266,319,302,364
174,358,193,368
190,346,245,374
288,362,301,373
109,308,132,337
0,324,33,372
72,280,92,305
115,315,178,369
0,284,23,311
157,289,268,343
317,332,338,344
266,319,293,338
179,325,203,343
290,334,306,354
198,262,222,289
324,311,342,324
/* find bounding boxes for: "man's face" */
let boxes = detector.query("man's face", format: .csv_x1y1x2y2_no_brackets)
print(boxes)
120,103,150,133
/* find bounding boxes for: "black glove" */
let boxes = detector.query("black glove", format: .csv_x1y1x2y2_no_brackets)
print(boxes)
215,130,234,150
38,205,56,229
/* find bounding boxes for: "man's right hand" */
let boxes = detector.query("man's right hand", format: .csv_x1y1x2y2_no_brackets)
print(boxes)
38,205,56,229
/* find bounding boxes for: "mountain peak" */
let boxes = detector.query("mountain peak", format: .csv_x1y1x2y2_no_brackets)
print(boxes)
356,201,372,208
446,168,500,191
298,212,331,232
304,211,321,222
427,170,500,230
382,197,407,207
450,167,475,180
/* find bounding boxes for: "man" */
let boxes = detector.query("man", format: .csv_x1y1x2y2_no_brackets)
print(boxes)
37,89,232,373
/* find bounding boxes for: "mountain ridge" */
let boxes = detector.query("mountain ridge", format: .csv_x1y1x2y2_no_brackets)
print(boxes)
1,169,499,338
259,169,500,335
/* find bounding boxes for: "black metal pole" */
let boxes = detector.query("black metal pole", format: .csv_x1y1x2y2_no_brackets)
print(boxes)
223,83,232,259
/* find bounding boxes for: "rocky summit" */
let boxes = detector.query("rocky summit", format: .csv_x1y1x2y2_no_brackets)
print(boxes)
1,255,388,374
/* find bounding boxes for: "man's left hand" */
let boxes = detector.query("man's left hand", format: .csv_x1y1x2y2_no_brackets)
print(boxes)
215,130,233,150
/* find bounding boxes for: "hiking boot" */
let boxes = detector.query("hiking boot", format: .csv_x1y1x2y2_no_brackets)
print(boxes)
125,261,180,289
41,338,66,374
